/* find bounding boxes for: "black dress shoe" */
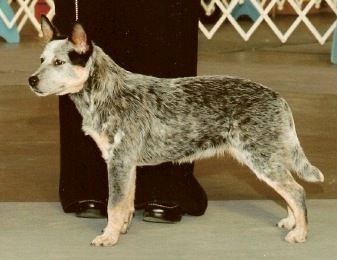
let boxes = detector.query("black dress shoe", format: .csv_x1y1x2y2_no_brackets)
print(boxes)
75,201,107,218
135,163,208,217
143,202,183,223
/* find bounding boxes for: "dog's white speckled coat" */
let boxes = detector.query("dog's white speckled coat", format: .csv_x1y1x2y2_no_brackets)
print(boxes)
29,16,324,246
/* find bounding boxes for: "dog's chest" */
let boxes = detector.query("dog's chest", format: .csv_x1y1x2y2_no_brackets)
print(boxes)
82,125,124,161
71,93,125,161
83,126,110,158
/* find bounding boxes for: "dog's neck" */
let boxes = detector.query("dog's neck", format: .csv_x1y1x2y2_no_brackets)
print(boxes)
87,45,127,92
69,45,129,129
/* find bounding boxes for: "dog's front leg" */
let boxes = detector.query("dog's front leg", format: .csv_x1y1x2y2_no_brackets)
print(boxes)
91,162,136,247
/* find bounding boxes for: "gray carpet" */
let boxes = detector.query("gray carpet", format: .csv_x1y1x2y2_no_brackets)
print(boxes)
0,200,336,259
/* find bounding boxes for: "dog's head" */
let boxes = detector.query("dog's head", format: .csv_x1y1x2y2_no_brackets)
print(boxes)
28,15,93,96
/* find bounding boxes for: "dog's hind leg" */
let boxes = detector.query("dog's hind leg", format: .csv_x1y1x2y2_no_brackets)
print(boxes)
270,177,307,243
277,205,295,230
254,168,308,243
229,146,308,243
91,163,136,247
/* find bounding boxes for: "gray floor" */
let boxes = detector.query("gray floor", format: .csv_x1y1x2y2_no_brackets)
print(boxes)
1,201,337,259
0,13,336,259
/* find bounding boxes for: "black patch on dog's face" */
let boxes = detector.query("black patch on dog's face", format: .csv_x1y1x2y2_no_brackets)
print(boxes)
68,47,93,67
52,35,67,41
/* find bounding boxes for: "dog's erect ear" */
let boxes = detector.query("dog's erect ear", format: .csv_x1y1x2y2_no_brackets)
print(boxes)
70,23,91,54
41,14,60,42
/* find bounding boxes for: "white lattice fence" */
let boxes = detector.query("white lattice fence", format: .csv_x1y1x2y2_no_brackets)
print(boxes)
199,0,337,44
1,0,336,44
0,0,55,36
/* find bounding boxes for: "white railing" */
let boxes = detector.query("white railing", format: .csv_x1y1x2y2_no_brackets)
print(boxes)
199,0,337,44
0,0,54,37
1,0,336,45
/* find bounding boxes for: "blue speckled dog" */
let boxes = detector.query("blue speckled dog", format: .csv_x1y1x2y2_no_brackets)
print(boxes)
29,16,324,246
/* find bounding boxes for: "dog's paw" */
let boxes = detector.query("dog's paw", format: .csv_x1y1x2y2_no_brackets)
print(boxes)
277,216,295,230
285,229,306,243
91,232,119,247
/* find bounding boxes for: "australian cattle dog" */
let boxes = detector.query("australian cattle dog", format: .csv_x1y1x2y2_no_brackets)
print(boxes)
28,15,324,246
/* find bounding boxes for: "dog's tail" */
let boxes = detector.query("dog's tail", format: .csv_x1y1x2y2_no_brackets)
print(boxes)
291,140,324,183
282,102,324,183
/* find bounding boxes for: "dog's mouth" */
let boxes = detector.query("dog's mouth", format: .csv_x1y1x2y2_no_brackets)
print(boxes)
30,87,48,96
30,86,65,96
33,89,44,95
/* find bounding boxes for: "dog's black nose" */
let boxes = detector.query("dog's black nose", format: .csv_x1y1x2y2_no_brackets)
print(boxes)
28,76,39,87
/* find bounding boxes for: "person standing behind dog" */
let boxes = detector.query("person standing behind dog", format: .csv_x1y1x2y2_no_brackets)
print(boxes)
53,0,208,221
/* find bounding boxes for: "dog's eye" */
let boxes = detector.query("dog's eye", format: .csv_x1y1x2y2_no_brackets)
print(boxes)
40,58,44,64
54,59,65,66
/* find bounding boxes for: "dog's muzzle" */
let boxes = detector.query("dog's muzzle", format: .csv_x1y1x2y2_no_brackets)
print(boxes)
28,76,45,95
28,76,39,88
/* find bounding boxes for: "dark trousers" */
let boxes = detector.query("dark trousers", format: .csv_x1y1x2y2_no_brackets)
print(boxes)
54,0,207,216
